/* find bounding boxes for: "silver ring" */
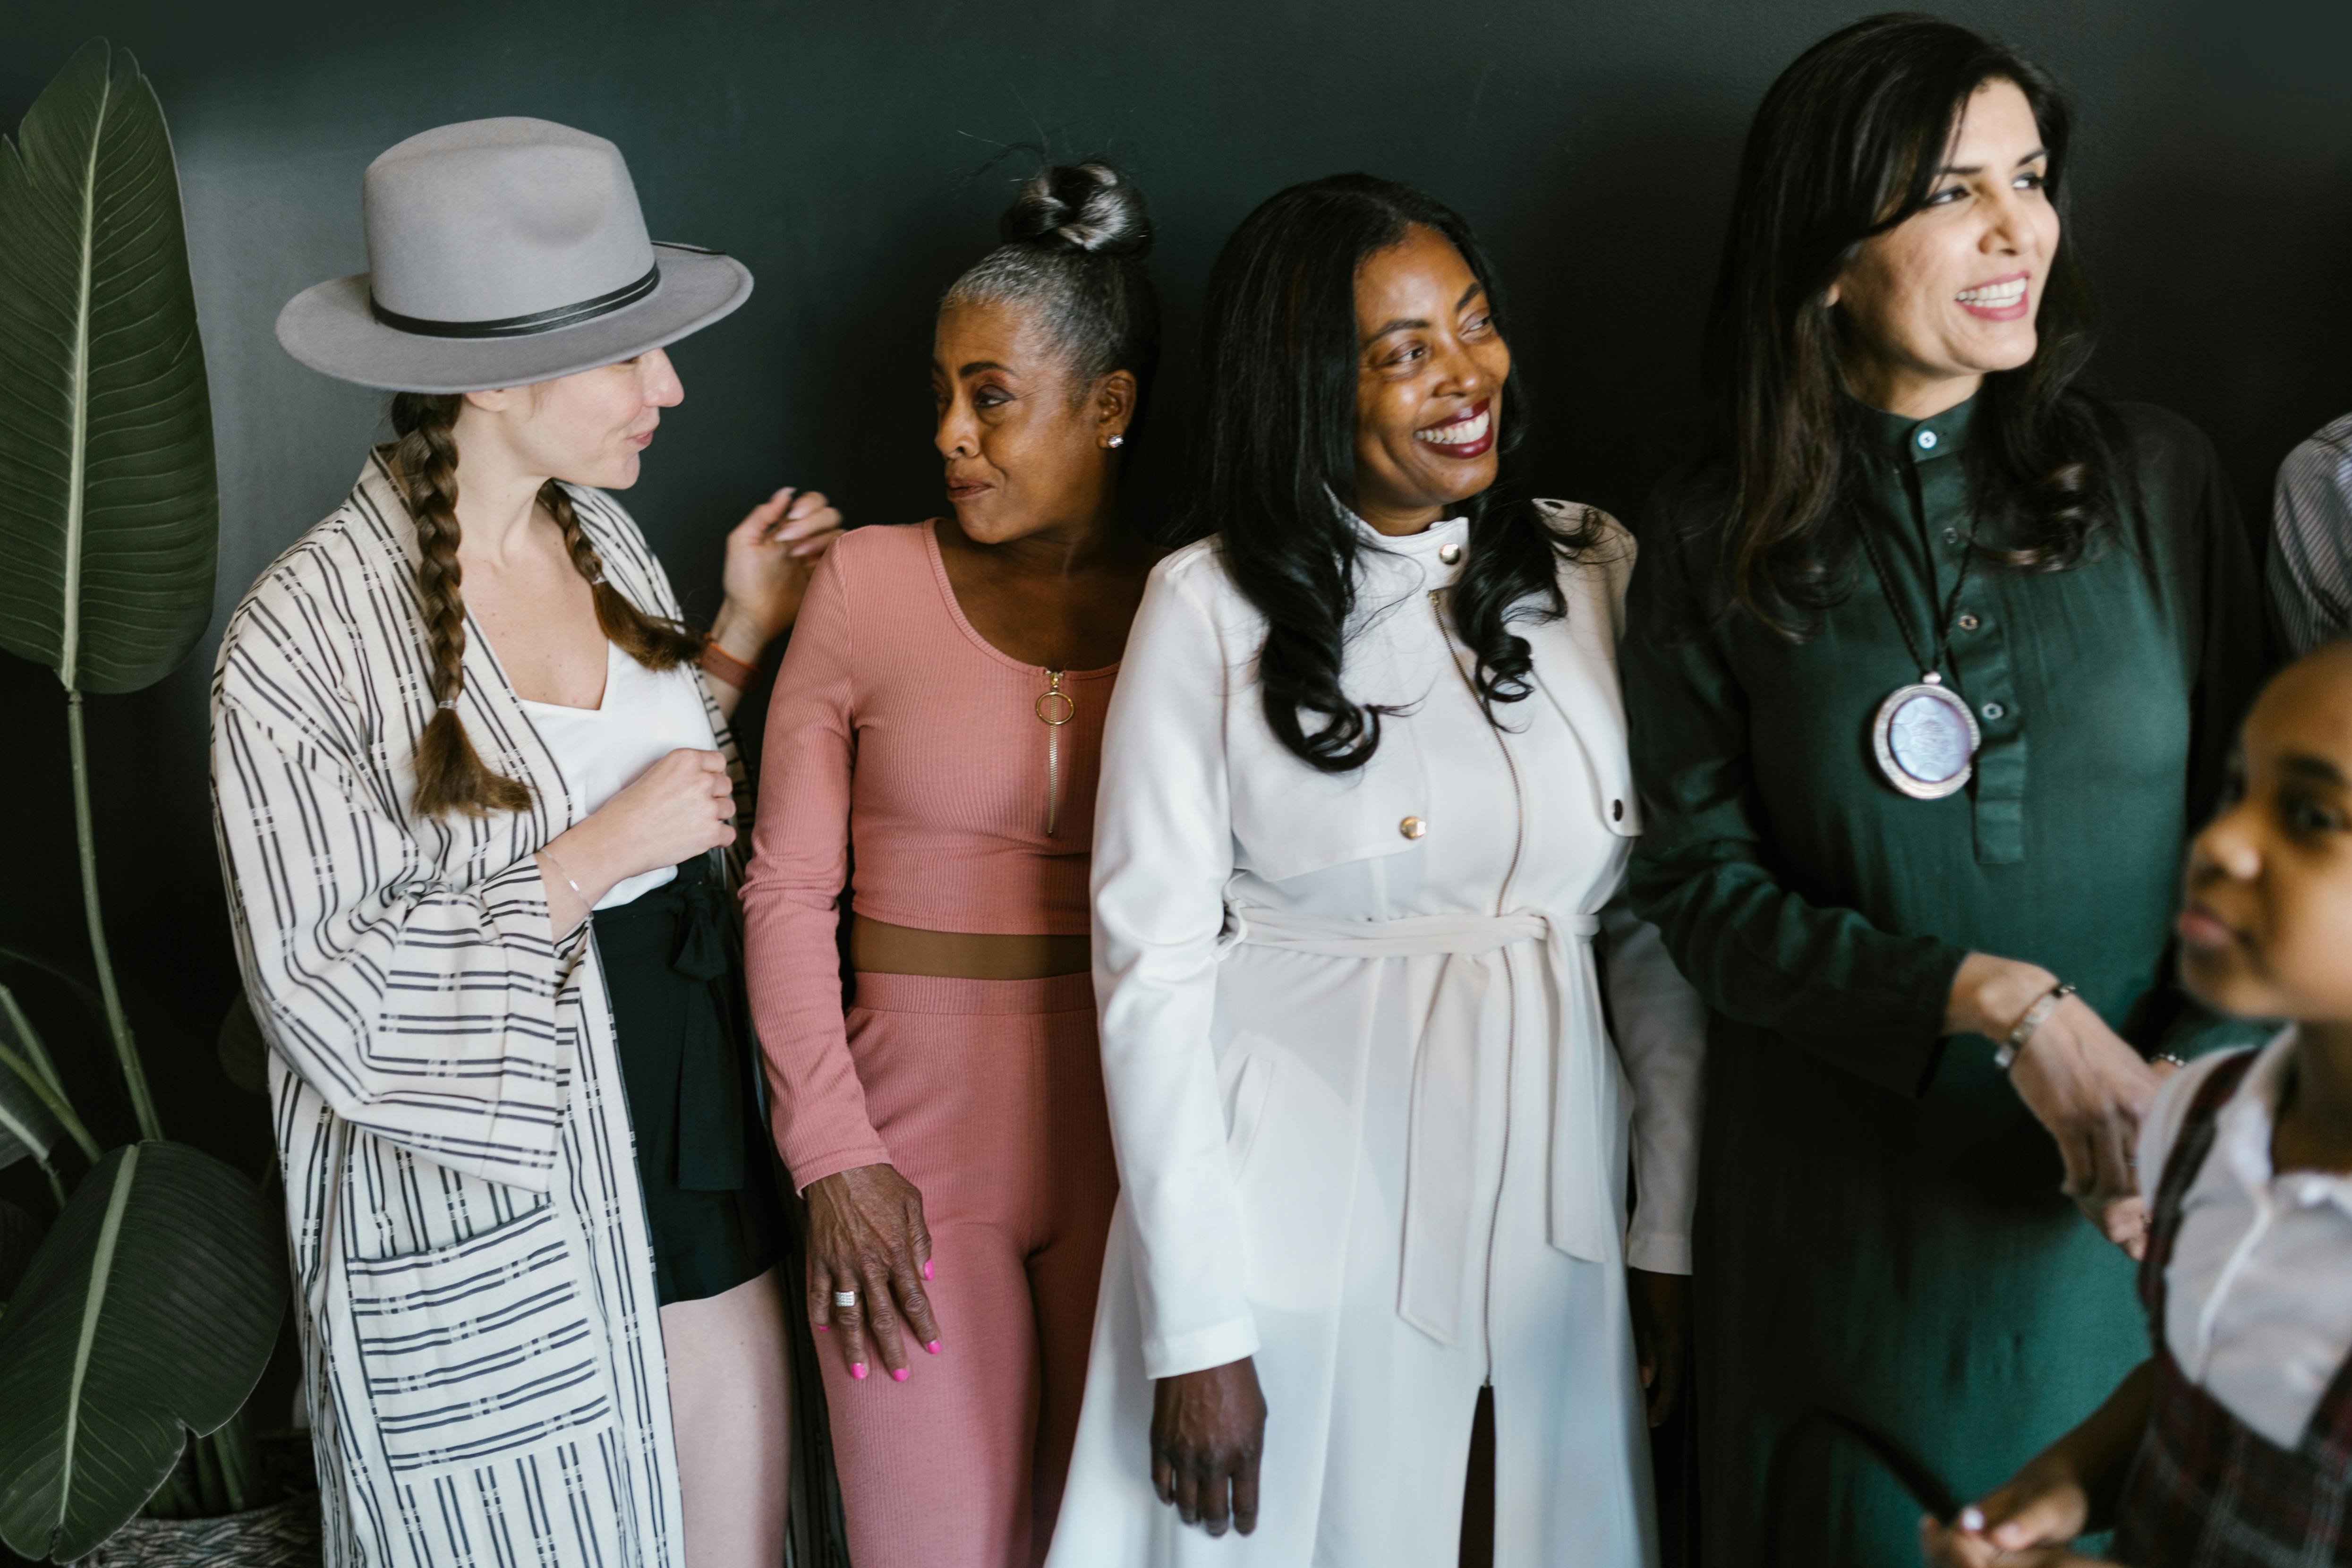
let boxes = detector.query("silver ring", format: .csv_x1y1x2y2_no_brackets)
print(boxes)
832,1289,858,1309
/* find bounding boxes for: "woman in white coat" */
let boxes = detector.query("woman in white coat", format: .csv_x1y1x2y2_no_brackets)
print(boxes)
1048,175,1706,1565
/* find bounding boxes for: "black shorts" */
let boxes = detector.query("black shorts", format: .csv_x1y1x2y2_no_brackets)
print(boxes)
593,853,786,1306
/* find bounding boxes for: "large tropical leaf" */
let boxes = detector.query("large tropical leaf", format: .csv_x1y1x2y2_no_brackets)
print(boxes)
0,1142,285,1560
0,39,218,696
0,1199,41,1304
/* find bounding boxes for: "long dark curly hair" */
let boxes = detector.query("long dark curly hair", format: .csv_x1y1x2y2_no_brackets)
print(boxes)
1186,173,1602,773
1705,12,2121,639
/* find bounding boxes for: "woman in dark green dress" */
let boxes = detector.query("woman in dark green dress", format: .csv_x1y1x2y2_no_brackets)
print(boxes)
1620,17,2271,1565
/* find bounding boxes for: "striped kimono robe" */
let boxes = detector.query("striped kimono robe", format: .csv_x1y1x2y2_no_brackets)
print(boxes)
210,455,749,1568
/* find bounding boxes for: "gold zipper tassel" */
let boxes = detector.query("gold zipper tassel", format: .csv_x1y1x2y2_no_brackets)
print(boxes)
1036,669,1074,837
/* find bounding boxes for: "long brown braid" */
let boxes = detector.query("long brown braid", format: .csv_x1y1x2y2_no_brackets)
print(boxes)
389,392,704,819
539,482,702,671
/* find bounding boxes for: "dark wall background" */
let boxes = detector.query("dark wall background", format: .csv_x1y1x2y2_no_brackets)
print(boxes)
2,0,2348,1292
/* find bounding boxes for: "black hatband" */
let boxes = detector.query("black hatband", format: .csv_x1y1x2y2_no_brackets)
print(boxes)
369,264,661,340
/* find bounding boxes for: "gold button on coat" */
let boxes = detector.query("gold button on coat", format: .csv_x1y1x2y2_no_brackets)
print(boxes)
1400,816,1427,839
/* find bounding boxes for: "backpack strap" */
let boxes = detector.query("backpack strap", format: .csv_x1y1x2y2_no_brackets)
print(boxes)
2135,1050,2260,1336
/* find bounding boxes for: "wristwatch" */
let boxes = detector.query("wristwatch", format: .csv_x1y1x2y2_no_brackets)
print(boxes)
1995,981,2076,1071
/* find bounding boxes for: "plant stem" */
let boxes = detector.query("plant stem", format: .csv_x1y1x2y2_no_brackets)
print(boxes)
142,1446,199,1519
65,691,161,1142
36,1153,66,1209
191,1424,226,1515
0,982,67,1099
0,1034,100,1163
206,1412,257,1515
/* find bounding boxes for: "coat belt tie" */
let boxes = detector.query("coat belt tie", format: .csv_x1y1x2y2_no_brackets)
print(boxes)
1222,904,1613,1347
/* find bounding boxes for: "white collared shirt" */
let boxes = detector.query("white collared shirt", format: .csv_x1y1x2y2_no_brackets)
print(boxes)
2139,1030,2352,1449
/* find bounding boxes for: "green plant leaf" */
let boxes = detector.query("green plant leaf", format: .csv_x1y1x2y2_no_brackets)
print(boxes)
0,1045,66,1173
0,38,218,696
0,1142,286,1559
214,993,267,1097
0,1198,41,1303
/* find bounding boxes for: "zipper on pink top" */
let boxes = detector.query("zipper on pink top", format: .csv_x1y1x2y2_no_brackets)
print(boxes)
1036,669,1074,837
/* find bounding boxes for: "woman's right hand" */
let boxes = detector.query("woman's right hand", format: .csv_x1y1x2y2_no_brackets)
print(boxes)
1150,1357,1266,1537
586,747,738,873
1918,1448,2096,1566
804,1163,942,1383
1947,953,2161,1253
540,749,736,928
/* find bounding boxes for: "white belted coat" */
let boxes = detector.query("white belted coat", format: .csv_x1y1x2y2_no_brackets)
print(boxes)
1048,505,1705,1566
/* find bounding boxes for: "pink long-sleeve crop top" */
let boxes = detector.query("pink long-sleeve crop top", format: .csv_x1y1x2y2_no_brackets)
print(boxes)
740,520,1117,1189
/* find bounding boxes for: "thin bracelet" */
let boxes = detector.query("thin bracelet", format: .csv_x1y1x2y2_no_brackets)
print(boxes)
699,639,760,691
539,845,587,905
1995,981,2077,1071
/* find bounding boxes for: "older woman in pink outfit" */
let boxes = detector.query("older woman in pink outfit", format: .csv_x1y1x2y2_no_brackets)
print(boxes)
740,161,1161,1568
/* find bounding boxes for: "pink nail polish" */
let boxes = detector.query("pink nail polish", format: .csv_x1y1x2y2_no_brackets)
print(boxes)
815,1324,828,1331
922,1259,934,1280
926,1340,942,1355
851,1362,868,1380
892,1368,910,1383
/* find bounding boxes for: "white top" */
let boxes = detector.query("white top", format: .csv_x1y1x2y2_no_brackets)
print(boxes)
517,639,721,909
2139,1030,2352,1449
1054,503,1705,1565
1089,502,1704,1379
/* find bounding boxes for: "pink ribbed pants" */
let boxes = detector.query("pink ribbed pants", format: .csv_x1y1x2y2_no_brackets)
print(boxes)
818,971,1117,1568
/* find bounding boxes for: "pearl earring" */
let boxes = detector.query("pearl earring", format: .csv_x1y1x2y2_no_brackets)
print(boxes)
1106,435,1125,449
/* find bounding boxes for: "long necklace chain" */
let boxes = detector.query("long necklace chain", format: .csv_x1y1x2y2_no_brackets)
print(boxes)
1851,516,1979,685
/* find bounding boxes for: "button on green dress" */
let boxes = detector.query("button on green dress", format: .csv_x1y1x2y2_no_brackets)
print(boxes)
1621,396,2271,1566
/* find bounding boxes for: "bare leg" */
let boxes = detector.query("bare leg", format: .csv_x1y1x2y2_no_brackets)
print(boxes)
661,1266,792,1568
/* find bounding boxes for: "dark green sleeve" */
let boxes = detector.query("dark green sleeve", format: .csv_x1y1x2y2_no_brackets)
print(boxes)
1621,519,1968,1097
2154,423,2280,1060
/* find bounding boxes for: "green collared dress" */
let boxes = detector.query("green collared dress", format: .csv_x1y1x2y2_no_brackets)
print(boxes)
1622,396,2271,1566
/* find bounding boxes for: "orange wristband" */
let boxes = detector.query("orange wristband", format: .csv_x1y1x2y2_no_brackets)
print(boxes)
699,639,760,691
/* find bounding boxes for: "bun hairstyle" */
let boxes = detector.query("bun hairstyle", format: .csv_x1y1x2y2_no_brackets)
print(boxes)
389,391,703,819
942,159,1161,434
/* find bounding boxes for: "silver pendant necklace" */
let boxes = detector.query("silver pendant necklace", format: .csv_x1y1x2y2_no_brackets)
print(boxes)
1853,515,1981,801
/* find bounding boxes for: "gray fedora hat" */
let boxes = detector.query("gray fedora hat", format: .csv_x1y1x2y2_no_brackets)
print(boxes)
276,117,751,393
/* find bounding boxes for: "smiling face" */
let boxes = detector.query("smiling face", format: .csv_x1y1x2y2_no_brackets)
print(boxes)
467,350,683,490
1829,77,2059,418
931,297,1133,546
1349,223,1511,536
2178,645,2352,1026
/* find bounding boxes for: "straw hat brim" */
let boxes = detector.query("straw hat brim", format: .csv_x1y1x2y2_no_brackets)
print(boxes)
274,244,752,394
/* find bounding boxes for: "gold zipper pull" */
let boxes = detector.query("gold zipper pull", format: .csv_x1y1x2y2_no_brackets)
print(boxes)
1037,669,1073,837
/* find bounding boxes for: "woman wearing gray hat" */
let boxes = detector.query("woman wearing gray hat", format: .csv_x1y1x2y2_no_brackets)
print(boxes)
210,118,838,1568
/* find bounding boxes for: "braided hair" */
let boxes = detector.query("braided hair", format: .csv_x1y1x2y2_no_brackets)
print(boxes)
389,392,703,819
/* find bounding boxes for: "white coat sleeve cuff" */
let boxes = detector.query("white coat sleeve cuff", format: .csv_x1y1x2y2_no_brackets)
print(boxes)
1626,1231,1693,1276
1142,1316,1261,1381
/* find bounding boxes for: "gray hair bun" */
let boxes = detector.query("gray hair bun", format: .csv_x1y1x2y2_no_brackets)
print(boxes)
1001,160,1153,260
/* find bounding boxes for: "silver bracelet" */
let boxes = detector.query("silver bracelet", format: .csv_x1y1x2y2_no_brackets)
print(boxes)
1994,981,2076,1071
539,845,587,904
